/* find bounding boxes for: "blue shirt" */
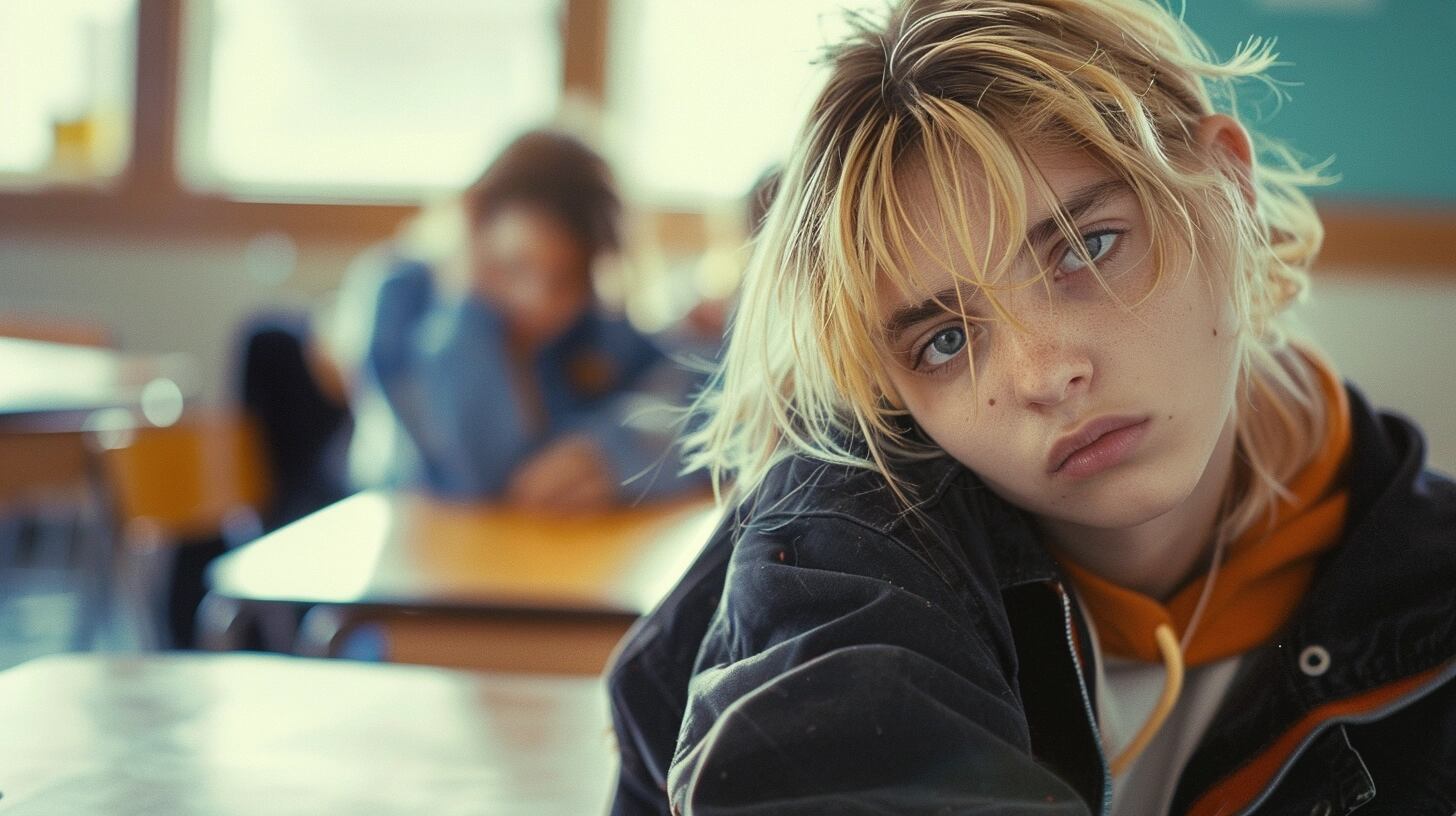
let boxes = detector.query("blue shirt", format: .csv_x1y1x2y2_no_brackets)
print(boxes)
357,257,703,501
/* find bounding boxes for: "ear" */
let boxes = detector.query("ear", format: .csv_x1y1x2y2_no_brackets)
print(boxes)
1193,114,1255,208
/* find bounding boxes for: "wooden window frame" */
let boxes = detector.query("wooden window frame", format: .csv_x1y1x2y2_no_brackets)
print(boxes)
0,0,1450,273
0,0,607,244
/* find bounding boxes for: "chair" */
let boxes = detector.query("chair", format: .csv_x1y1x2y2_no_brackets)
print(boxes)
0,433,92,531
97,410,273,649
0,430,103,657
234,313,351,530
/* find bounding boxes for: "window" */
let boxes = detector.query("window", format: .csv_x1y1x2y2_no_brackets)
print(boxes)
606,0,863,206
177,0,564,200
0,0,136,187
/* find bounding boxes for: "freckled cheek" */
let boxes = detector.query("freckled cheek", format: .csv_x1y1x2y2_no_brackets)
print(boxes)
933,401,1018,469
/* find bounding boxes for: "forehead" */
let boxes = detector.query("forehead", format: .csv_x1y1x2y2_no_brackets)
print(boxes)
478,204,583,260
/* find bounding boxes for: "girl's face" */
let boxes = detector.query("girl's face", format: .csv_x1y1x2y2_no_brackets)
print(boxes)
473,204,593,349
875,146,1241,534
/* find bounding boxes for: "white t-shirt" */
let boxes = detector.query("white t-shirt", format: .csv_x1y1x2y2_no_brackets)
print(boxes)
1084,613,1243,815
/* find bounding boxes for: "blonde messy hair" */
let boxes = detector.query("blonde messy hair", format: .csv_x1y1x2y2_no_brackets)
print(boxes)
686,0,1333,545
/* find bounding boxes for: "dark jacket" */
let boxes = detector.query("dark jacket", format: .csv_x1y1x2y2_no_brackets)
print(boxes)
607,385,1456,815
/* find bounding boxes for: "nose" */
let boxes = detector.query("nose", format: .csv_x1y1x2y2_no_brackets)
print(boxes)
1004,328,1092,409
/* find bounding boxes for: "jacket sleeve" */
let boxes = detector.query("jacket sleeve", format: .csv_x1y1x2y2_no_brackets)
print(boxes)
668,513,1092,815
361,259,434,390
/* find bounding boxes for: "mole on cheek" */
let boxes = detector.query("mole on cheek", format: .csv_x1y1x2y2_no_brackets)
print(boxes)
1212,328,1218,337
988,398,996,407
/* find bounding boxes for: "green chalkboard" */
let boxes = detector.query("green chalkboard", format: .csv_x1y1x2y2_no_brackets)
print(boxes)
1182,0,1456,204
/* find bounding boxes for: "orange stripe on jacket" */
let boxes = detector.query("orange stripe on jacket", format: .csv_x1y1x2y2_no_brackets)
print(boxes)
1186,663,1451,816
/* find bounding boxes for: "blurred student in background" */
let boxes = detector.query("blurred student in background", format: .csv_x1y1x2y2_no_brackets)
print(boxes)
339,129,703,510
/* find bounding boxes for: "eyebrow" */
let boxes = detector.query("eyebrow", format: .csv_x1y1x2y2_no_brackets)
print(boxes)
881,178,1130,345
882,287,972,347
1025,178,1130,249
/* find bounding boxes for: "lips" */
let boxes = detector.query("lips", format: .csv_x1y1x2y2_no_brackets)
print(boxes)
1046,415,1150,476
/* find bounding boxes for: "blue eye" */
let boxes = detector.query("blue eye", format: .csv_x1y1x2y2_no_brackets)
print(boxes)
920,326,968,369
1057,229,1123,277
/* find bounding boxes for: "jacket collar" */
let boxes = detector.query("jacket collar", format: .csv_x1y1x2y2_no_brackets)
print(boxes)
1287,383,1456,699
1171,384,1456,815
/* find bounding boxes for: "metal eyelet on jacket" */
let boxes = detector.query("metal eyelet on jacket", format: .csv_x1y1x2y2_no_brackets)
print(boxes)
1298,644,1331,677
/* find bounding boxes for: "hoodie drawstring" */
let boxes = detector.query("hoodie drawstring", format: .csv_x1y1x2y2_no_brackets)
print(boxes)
1110,622,1185,775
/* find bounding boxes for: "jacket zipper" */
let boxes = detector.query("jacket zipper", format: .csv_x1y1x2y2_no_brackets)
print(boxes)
1054,581,1114,816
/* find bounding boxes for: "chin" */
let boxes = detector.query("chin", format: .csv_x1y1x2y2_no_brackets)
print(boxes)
1039,467,1196,532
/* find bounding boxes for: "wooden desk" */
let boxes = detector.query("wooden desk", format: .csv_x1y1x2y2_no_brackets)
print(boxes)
0,653,616,815
203,491,720,672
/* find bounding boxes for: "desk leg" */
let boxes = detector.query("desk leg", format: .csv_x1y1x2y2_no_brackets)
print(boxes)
255,603,301,653
71,446,116,651
197,594,302,653
195,593,251,651
295,605,362,658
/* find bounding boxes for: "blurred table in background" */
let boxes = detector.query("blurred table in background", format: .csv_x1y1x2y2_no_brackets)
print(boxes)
0,336,195,431
0,652,615,815
201,491,719,673
0,334,198,508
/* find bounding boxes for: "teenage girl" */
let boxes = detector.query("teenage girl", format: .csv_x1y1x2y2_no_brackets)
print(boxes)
608,1,1456,813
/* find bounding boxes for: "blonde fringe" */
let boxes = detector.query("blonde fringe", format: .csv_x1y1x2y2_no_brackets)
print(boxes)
683,0,1336,545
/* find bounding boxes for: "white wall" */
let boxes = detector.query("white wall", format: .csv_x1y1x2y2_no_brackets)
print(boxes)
0,232,370,403
1293,270,1456,475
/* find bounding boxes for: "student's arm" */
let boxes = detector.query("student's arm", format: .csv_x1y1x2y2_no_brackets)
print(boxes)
408,294,535,496
561,328,709,503
668,513,1093,815
507,378,703,511
505,433,618,511
575,368,706,501
361,259,435,388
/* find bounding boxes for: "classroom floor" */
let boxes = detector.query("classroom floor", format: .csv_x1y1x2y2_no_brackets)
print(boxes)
0,587,142,671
